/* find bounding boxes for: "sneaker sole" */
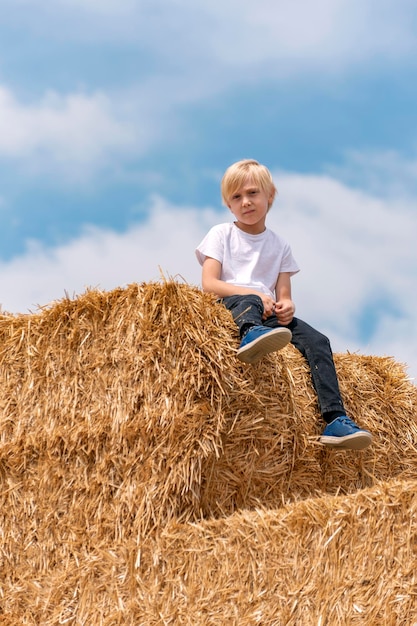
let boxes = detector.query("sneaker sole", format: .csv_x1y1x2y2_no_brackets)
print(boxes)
320,431,372,450
237,328,292,364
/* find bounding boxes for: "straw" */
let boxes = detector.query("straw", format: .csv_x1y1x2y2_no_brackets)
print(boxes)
0,280,416,624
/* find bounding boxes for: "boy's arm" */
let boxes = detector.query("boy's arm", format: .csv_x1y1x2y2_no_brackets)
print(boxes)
202,257,276,318
274,272,296,325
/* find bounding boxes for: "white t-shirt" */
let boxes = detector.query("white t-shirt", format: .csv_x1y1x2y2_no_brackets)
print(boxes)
195,222,300,299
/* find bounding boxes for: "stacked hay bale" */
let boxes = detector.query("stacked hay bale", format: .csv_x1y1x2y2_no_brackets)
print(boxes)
138,478,417,625
0,280,416,624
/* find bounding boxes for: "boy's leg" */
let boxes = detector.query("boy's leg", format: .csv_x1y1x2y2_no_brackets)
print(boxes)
283,317,345,417
263,315,372,449
221,295,291,363
264,314,344,414
221,294,264,336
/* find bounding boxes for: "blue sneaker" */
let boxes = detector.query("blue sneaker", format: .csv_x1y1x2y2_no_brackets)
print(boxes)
237,325,292,364
320,416,372,450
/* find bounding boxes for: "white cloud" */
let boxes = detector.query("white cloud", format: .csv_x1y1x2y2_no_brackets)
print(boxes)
1,1,416,185
3,0,417,71
196,0,417,71
268,171,417,379
0,86,137,179
0,79,214,181
327,150,417,198
0,173,416,382
0,199,224,313
56,0,137,13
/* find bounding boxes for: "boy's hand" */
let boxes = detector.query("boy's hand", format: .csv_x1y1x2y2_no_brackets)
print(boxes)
274,299,295,325
260,294,276,320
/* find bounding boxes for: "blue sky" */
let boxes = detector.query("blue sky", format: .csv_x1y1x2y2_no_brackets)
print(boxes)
0,0,416,382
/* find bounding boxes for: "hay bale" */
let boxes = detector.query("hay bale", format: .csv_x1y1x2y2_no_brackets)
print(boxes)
138,477,417,625
1,280,416,530
2,478,416,624
200,347,417,518
0,280,416,624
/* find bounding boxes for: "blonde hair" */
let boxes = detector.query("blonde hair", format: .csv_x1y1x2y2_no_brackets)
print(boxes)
221,159,277,208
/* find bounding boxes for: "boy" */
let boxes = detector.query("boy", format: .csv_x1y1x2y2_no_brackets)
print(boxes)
195,159,372,450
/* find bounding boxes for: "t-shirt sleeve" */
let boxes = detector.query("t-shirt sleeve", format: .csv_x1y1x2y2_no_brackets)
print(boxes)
280,242,300,275
195,226,224,266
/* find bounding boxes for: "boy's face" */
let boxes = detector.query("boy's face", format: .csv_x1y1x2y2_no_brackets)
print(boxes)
227,177,274,235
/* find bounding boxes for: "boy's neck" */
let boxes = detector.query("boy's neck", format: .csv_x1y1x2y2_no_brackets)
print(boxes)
234,220,267,235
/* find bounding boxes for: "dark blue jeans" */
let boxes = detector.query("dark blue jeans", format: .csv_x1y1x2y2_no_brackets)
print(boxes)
221,294,345,418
